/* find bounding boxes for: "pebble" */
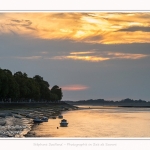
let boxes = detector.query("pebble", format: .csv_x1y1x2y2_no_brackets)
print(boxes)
0,113,6,118
0,120,6,126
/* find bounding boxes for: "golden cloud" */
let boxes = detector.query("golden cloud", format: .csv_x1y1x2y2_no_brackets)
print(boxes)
108,52,147,59
70,51,95,55
0,12,150,44
66,55,110,62
50,51,148,62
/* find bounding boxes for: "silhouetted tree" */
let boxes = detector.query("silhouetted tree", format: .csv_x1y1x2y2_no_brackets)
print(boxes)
51,85,63,101
0,68,63,102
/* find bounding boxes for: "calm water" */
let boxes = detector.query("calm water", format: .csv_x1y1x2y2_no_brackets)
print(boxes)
31,106,150,138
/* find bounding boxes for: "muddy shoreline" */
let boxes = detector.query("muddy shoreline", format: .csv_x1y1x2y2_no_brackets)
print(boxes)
0,102,78,138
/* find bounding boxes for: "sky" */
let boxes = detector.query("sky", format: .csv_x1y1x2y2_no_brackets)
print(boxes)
0,12,150,101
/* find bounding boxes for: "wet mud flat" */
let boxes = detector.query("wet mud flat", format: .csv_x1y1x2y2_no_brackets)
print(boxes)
0,102,78,138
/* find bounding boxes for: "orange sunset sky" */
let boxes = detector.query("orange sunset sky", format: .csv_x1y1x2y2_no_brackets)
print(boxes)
0,12,150,100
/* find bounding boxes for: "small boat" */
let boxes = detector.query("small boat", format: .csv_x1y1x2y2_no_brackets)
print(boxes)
58,115,63,119
52,116,56,119
60,119,68,127
41,117,48,122
33,118,43,123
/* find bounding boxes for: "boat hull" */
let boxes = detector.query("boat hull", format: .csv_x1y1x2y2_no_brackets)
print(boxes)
60,123,68,127
58,115,63,119
41,117,48,122
33,120,43,123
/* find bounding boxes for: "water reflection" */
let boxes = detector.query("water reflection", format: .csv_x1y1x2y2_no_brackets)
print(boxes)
31,106,150,138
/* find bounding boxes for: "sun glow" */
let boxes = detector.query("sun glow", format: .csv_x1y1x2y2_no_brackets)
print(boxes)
61,84,89,91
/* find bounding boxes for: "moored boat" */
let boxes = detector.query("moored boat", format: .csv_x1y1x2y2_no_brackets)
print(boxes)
58,115,63,119
33,118,43,123
41,117,48,122
60,119,68,127
52,116,56,119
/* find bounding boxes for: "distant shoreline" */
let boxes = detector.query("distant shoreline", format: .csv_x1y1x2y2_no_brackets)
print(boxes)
75,104,150,108
74,104,150,108
65,98,150,107
118,105,150,108
1,101,150,108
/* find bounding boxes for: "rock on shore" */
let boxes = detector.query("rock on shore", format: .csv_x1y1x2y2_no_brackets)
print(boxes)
0,102,78,137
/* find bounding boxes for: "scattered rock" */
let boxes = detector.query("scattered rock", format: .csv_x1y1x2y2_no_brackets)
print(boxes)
0,102,77,137
0,120,6,126
13,114,22,119
0,113,6,118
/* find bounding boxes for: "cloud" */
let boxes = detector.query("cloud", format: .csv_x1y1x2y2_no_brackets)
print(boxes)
6,19,32,27
108,52,148,59
66,55,110,62
49,50,149,62
0,17,36,36
61,84,89,91
70,51,95,55
118,26,150,32
49,50,110,62
11,20,22,23
1,12,150,44
40,51,48,54
15,56,42,60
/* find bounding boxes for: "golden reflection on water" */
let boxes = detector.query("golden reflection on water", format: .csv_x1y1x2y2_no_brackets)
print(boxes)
32,106,150,138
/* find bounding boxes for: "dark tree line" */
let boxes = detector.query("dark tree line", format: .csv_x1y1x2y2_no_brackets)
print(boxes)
0,68,63,102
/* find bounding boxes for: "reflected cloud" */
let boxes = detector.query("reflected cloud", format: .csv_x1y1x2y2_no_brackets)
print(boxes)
62,84,89,91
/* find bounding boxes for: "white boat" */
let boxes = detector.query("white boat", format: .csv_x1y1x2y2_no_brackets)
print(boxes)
33,117,48,123
60,119,68,127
